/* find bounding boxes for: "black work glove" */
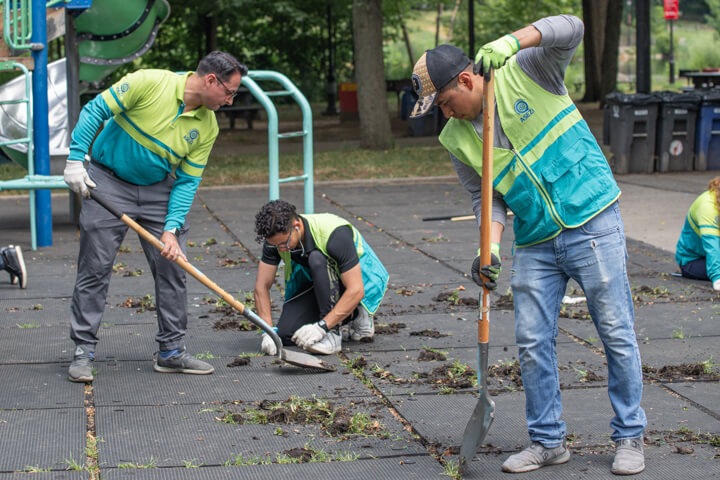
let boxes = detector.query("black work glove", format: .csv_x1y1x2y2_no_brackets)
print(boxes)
471,243,501,291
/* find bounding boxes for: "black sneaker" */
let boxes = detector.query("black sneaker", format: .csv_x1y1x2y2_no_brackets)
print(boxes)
153,347,214,375
1,245,27,289
68,345,95,383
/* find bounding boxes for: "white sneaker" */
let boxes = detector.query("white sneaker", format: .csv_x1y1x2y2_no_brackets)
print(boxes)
305,330,342,355
349,307,374,342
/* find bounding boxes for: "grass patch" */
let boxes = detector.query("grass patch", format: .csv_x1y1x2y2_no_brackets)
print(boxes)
204,145,450,186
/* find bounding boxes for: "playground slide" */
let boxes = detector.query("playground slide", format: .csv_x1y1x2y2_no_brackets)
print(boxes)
0,0,170,170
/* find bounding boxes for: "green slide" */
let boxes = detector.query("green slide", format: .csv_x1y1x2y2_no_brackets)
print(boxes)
0,0,170,169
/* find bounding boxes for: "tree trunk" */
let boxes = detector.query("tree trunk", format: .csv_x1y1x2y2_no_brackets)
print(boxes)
581,0,607,102
435,2,443,47
204,13,218,54
401,21,414,67
600,0,623,104
447,0,461,43
352,0,393,150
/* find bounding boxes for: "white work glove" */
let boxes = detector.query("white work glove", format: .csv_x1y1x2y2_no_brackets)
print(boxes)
291,322,326,348
63,160,96,198
713,279,720,291
260,332,277,356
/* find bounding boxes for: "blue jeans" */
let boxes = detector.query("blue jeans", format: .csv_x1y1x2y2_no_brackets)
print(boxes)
510,202,646,447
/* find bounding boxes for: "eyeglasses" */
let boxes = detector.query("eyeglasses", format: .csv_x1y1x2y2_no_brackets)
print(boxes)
216,76,238,99
267,229,294,251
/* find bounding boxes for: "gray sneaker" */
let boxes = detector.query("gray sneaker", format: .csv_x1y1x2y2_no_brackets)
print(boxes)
611,437,645,475
305,330,342,355
349,307,373,342
154,347,214,374
501,441,571,473
68,345,95,383
1,245,27,289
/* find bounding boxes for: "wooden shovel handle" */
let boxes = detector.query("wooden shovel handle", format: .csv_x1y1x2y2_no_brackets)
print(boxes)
479,69,495,344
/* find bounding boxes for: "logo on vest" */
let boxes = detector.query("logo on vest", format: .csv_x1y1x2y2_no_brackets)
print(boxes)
514,99,535,123
116,82,130,97
184,129,199,144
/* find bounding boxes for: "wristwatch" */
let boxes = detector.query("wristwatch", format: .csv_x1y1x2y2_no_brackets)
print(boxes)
167,228,179,237
317,319,330,332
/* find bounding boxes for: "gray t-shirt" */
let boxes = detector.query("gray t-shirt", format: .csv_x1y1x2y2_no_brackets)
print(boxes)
451,14,585,228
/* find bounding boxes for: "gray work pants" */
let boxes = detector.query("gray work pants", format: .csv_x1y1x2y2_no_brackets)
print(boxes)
70,162,188,352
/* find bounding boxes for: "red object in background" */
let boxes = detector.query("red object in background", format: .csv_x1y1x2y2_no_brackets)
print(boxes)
338,82,358,113
664,0,679,20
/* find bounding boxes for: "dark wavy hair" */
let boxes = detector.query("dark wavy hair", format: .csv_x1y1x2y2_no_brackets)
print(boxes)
197,51,248,83
254,200,298,243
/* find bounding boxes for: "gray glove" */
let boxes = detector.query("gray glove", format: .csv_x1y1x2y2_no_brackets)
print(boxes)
63,159,96,198
260,332,277,356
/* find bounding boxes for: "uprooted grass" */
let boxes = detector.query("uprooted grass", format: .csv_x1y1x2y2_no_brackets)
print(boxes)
211,395,387,438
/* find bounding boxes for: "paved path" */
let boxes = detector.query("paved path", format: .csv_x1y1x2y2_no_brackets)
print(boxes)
0,172,718,479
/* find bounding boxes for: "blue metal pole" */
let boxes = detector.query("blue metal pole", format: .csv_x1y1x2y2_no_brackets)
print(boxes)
31,0,52,247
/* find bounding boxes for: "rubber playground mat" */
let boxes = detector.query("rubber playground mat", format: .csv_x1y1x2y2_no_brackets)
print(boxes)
1,180,718,477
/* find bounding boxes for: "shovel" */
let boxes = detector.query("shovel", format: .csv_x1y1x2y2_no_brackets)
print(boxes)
88,190,334,372
458,68,496,474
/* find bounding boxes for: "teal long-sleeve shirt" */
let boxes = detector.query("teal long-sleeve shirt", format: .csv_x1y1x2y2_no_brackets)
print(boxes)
68,69,219,231
675,190,720,281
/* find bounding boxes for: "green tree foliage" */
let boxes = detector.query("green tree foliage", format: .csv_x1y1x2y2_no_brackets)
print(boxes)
449,0,582,54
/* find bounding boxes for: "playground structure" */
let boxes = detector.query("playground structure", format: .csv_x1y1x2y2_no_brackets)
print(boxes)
1,0,314,250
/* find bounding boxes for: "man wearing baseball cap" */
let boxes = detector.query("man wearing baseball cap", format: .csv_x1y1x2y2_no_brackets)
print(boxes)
411,15,646,475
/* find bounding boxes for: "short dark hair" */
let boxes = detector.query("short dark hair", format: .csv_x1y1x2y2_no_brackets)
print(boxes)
197,51,248,82
254,200,298,243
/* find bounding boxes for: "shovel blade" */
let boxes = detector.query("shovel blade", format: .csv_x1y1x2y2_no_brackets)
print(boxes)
458,342,495,474
458,394,495,474
281,349,336,372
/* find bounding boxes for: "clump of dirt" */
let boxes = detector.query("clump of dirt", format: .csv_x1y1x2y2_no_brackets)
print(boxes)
227,357,251,367
213,317,258,331
416,362,476,390
582,370,604,382
375,322,406,334
410,329,448,338
117,295,156,313
418,349,447,361
642,363,720,381
283,447,315,462
646,428,720,450
326,406,352,436
559,308,591,320
488,362,524,389
395,287,420,296
433,291,478,306
494,292,514,310
633,285,670,304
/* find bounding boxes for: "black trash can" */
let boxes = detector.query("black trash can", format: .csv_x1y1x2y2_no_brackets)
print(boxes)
654,90,701,172
604,92,662,174
695,89,720,171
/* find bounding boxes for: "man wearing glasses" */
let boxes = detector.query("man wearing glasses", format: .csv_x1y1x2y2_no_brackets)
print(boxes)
64,51,248,383
253,200,389,355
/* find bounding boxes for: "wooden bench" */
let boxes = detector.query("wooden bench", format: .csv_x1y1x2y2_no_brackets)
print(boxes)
218,104,262,130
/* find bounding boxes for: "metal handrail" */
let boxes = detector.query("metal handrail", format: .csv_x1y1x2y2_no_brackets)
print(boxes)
242,70,314,214
2,0,32,50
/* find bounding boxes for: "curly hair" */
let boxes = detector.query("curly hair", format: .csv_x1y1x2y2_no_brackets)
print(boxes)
710,177,720,215
254,200,298,243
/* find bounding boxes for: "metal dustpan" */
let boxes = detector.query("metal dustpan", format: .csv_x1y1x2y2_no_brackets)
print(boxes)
89,190,334,372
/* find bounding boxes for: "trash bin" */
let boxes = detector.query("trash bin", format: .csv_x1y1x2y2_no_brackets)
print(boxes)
338,82,358,121
604,92,662,174
654,90,701,172
400,86,416,120
695,89,720,171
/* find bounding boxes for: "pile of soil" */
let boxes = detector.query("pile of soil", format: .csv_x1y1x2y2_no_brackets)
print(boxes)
375,322,406,335
416,363,476,390
283,447,315,462
410,329,448,338
643,363,720,381
433,291,478,306
418,349,447,361
227,356,251,367
116,296,156,313
494,292,514,310
213,317,258,331
488,362,523,389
